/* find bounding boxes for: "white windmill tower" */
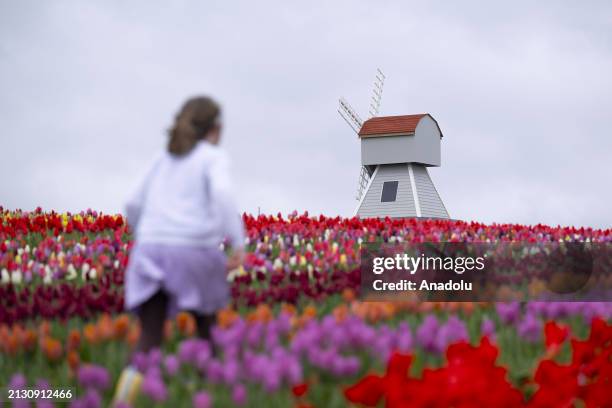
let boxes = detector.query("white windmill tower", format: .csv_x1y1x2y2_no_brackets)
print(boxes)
338,70,449,219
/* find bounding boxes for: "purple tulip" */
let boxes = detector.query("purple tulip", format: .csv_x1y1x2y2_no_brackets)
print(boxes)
231,384,247,406
13,399,30,408
164,355,180,376
68,389,101,408
36,400,55,408
141,372,167,402
77,364,110,390
195,347,212,372
9,373,27,389
131,352,149,372
83,389,102,408
481,318,496,338
285,357,304,384
263,369,281,393
193,391,212,408
331,355,360,376
178,339,209,364
395,322,413,353
416,315,440,353
245,322,263,348
205,359,223,383
147,348,163,367
222,358,240,384
435,316,469,352
35,378,50,390
496,302,520,324
518,312,542,343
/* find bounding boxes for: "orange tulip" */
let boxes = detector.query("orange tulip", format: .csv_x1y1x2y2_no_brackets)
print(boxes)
246,304,272,323
22,328,37,352
0,324,9,339
41,337,63,362
97,314,114,341
281,303,297,316
83,323,99,345
113,314,130,340
218,308,239,329
38,321,51,337
164,320,174,340
350,302,366,319
461,302,475,315
302,304,317,320
4,332,19,355
67,329,81,351
342,288,356,302
127,325,141,348
176,312,196,337
67,350,80,371
12,324,24,340
333,304,348,322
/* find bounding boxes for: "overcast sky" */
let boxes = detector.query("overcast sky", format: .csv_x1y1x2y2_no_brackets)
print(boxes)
1,1,610,228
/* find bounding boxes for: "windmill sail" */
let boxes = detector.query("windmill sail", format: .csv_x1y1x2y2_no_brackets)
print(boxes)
368,68,385,118
356,165,370,200
338,69,386,202
338,98,363,133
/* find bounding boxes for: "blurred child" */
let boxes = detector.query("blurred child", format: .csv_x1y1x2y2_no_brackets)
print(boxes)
113,96,244,405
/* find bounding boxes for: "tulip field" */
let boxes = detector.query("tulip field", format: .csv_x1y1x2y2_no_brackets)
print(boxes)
1,207,611,407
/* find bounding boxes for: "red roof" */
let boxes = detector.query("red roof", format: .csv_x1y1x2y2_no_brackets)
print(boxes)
358,114,439,137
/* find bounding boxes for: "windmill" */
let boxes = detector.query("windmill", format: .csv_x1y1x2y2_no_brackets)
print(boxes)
338,70,450,219
338,68,386,201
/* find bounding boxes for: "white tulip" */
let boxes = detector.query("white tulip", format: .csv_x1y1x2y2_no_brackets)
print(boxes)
1,268,9,284
43,270,52,284
11,270,22,284
66,264,77,280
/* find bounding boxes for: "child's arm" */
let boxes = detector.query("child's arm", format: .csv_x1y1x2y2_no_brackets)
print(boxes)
125,181,146,231
208,151,245,252
125,155,161,231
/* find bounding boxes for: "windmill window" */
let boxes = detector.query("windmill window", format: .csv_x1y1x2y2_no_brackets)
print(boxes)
381,181,399,202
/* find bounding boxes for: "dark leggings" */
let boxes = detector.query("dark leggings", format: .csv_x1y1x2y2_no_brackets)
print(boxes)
136,290,216,353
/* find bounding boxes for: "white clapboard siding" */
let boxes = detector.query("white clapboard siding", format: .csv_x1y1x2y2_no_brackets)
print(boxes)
412,165,449,218
356,163,450,219
356,164,417,218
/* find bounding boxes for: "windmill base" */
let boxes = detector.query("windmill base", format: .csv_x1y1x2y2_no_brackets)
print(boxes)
355,163,449,219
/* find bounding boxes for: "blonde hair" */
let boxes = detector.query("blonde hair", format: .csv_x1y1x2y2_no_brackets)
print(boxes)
167,96,221,156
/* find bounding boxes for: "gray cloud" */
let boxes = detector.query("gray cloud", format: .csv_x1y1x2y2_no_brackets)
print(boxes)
0,0,610,228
